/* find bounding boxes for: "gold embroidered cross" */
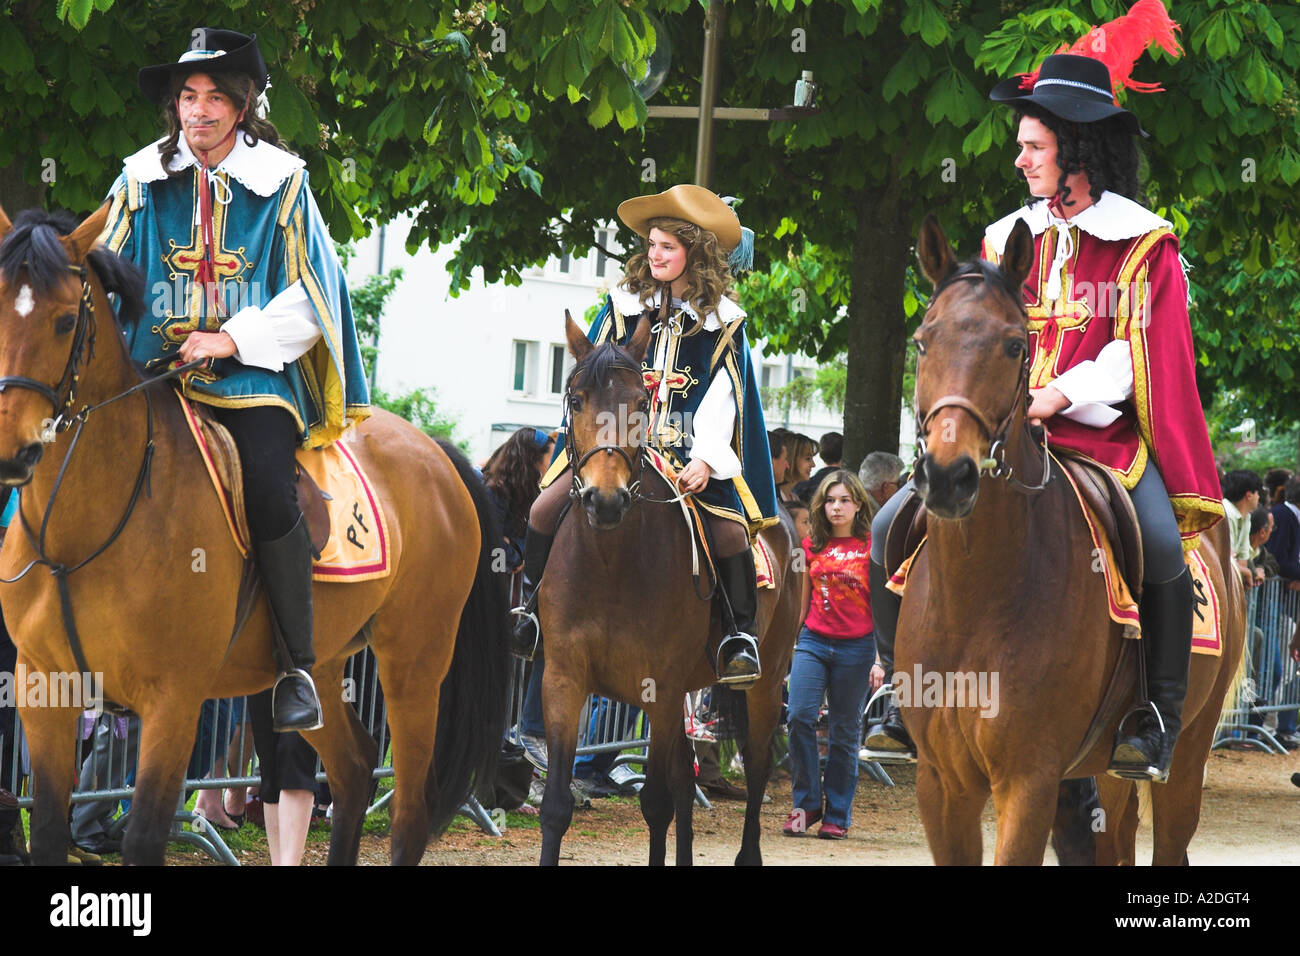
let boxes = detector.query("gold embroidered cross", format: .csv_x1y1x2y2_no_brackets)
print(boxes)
1025,227,1093,388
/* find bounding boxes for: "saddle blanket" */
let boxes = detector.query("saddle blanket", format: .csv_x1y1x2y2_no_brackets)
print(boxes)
177,391,391,583
643,448,775,589
886,469,1221,656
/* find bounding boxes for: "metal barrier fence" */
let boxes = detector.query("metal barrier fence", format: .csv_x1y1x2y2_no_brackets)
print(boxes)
1214,575,1300,753
504,651,896,796
0,650,504,865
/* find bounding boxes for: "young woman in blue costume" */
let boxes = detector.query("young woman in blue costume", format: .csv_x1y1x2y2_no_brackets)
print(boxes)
510,185,780,687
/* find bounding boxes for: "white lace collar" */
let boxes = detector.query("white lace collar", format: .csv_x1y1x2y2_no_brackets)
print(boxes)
984,191,1172,256
123,134,305,197
609,284,745,332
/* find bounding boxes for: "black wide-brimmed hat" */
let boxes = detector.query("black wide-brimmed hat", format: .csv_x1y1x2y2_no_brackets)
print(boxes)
989,54,1145,137
138,29,268,104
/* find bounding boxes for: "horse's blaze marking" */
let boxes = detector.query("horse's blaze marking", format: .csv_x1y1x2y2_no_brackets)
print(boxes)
14,284,34,317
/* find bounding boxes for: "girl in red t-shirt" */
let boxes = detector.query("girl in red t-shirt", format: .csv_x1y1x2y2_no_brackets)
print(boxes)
782,470,883,839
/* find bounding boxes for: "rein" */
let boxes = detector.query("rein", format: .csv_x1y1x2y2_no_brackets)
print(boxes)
915,271,1052,495
0,262,206,677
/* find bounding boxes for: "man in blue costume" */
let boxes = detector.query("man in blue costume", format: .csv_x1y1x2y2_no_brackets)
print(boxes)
102,29,369,732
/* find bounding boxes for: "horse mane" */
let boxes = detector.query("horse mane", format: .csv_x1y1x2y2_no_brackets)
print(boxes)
567,340,641,390
0,209,145,327
931,257,1024,312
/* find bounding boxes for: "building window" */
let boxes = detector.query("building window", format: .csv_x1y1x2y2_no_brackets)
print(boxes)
550,344,568,394
558,251,571,275
594,229,612,278
512,340,538,393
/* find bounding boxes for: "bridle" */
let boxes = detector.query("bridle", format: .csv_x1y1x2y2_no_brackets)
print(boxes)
0,259,205,679
914,270,1051,495
0,263,98,435
563,351,690,510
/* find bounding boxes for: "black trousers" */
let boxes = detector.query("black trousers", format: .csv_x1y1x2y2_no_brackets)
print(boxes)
248,690,319,803
214,406,313,796
212,405,301,542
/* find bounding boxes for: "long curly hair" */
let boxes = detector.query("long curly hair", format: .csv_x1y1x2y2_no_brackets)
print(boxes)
1014,103,1140,209
806,469,873,552
159,70,288,174
483,428,554,539
621,216,741,352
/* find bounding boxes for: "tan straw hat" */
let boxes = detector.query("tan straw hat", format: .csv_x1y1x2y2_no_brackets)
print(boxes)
616,184,742,252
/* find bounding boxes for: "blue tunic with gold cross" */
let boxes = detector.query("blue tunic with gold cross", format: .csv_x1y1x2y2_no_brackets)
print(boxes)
546,294,779,539
100,140,369,449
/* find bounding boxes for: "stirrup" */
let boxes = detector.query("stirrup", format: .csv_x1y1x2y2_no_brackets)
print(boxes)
508,604,541,660
1106,701,1170,783
716,633,761,688
272,668,324,732
860,684,917,764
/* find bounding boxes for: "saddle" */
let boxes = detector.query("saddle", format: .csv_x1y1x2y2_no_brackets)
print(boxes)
883,452,1144,602
188,401,331,557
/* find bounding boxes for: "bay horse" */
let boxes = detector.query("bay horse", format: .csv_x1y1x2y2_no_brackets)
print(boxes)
0,203,509,865
538,314,802,866
900,214,1244,865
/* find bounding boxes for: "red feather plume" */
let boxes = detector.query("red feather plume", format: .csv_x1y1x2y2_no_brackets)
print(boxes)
1016,0,1182,101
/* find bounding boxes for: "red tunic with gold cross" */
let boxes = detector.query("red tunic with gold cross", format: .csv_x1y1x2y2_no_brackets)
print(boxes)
981,193,1223,548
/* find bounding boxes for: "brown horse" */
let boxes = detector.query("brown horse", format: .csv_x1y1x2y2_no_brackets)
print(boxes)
900,214,1244,865
537,314,802,866
0,203,509,865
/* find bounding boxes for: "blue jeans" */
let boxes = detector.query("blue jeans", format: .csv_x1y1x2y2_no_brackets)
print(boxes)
787,627,875,828
520,645,546,738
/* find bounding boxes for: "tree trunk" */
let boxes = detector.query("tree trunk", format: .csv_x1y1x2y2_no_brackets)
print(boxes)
0,159,46,217
842,183,911,472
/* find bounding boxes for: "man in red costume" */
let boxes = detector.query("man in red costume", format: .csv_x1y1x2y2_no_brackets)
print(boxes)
866,5,1223,784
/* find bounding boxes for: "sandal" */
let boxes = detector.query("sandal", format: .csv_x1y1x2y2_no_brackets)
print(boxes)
222,790,246,827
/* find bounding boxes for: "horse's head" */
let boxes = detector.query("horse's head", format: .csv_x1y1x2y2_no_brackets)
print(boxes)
0,202,145,485
563,309,652,529
911,213,1034,519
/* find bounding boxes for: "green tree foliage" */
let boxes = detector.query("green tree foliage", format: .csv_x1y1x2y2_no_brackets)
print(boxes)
3,0,655,235
11,0,1300,469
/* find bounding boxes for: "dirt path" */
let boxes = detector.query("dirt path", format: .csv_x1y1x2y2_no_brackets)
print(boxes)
161,747,1295,866
367,747,1296,866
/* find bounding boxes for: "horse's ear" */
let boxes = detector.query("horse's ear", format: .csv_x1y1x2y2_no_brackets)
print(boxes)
1000,219,1035,299
625,314,652,365
60,202,110,263
917,213,957,287
565,309,593,361
0,204,10,242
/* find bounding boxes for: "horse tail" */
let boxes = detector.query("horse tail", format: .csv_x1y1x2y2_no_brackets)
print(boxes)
425,438,511,835
1137,780,1153,827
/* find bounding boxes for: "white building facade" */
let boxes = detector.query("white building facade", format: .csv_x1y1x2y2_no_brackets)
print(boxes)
348,218,850,466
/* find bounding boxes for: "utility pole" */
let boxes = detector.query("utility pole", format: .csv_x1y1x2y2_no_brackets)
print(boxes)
645,0,819,189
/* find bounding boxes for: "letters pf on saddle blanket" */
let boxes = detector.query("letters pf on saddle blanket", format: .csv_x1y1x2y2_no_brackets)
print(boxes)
885,452,1222,657
643,447,775,590
176,390,391,582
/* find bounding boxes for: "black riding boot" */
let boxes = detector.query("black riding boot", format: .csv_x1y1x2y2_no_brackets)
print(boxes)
1109,568,1192,783
715,549,761,689
862,559,915,756
509,525,554,660
256,515,323,733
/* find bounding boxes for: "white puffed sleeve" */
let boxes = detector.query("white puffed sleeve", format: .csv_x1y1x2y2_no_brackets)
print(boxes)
687,370,743,480
220,280,322,371
1049,339,1134,427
